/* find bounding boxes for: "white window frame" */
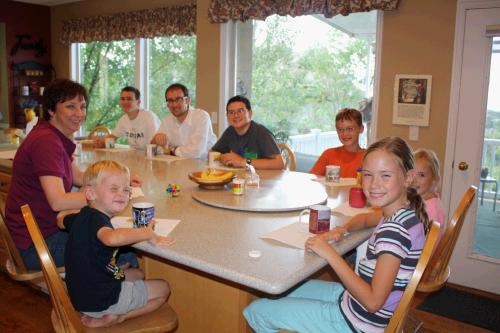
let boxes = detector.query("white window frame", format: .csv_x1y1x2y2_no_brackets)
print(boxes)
219,12,383,143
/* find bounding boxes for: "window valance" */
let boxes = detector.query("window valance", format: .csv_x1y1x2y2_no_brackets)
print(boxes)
60,4,196,46
208,0,399,23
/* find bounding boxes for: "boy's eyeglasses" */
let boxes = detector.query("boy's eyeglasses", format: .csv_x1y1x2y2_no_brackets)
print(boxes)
336,126,357,134
166,96,187,105
227,108,247,116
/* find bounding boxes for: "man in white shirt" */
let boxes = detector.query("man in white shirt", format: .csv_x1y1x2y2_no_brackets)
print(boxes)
94,86,160,149
151,83,216,159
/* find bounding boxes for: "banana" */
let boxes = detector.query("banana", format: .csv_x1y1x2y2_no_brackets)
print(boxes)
200,170,233,180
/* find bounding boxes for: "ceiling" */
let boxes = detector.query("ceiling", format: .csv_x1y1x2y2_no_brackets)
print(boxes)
11,0,82,6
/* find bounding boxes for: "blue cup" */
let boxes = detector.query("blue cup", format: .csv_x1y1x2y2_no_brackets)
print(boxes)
132,202,155,228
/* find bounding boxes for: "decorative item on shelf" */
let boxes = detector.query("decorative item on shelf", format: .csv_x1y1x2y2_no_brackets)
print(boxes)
24,69,44,76
24,108,36,122
29,81,40,95
21,85,30,96
19,98,38,110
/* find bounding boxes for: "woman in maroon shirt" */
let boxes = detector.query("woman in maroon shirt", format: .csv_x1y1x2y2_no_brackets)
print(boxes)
6,79,88,270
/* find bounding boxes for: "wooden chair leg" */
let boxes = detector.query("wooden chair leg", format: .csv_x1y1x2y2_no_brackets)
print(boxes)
404,311,424,333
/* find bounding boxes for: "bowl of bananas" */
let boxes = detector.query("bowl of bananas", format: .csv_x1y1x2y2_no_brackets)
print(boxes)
188,169,235,189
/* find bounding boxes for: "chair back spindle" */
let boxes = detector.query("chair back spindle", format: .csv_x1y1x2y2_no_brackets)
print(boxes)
417,185,477,292
278,143,296,171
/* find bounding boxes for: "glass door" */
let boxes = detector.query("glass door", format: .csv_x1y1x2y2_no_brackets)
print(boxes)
447,6,500,294
473,36,500,260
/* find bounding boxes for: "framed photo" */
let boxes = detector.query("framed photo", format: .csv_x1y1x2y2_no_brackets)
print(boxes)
392,74,432,126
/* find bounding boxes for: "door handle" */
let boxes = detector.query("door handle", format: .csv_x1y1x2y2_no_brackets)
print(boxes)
458,161,469,171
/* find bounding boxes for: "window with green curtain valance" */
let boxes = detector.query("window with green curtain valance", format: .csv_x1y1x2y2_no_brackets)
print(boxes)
60,3,196,46
208,0,399,23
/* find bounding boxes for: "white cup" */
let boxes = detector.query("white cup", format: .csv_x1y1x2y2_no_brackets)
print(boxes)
325,165,340,183
299,205,331,234
208,151,221,168
104,137,115,149
146,144,157,158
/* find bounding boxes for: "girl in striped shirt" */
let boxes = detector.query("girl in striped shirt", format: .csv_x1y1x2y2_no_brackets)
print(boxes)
244,136,431,333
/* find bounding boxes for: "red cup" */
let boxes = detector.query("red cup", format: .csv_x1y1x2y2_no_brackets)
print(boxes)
349,187,366,208
299,205,331,234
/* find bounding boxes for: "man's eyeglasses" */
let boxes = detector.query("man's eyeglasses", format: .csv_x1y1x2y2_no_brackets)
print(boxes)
166,96,187,105
336,126,357,134
227,108,247,116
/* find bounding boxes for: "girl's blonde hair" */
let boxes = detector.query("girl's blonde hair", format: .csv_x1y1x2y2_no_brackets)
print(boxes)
83,160,130,187
414,148,440,181
363,137,430,234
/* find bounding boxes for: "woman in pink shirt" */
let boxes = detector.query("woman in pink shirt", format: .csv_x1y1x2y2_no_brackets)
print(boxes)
414,149,446,238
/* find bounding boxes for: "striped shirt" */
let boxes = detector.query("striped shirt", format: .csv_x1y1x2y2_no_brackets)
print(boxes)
340,208,425,332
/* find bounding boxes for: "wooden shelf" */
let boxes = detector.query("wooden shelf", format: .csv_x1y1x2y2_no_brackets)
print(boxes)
11,61,54,128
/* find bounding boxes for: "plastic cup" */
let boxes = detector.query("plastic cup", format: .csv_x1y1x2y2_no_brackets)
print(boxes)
132,202,155,228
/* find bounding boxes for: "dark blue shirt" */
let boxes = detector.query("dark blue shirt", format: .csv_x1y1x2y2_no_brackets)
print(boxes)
64,206,125,312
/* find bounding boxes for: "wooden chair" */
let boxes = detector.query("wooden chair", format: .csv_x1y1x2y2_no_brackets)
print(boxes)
0,207,44,281
417,185,477,292
385,221,440,333
87,125,111,140
278,143,296,171
21,204,178,333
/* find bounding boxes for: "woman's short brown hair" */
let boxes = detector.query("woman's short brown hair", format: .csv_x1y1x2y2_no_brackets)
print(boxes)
42,79,88,121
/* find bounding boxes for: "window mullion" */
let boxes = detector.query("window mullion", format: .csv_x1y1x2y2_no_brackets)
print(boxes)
136,38,147,110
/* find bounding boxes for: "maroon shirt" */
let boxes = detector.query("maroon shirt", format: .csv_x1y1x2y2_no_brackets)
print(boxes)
6,120,75,249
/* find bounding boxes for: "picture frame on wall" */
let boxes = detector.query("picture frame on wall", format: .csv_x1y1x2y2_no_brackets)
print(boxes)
392,74,432,126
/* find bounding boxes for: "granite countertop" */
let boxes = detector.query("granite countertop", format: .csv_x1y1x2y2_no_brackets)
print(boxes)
75,149,372,294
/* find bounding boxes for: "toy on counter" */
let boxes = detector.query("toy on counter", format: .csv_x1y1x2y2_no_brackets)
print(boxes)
166,184,181,197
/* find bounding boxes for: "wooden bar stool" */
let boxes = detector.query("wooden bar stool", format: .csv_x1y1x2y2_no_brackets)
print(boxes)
21,204,178,333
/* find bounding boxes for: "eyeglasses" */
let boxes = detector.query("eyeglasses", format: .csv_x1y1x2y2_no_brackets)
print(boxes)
227,108,247,116
336,126,357,134
166,96,186,105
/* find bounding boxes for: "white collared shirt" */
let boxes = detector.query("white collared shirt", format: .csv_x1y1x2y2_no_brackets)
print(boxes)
156,108,217,159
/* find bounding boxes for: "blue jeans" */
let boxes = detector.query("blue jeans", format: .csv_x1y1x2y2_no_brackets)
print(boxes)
20,230,68,271
19,232,138,271
117,246,138,268
243,280,351,333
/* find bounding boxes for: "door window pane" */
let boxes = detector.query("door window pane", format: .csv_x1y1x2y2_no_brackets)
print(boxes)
474,36,500,260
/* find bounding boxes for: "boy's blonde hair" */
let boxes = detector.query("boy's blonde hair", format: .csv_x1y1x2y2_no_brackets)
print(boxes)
83,160,130,187
414,148,440,181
